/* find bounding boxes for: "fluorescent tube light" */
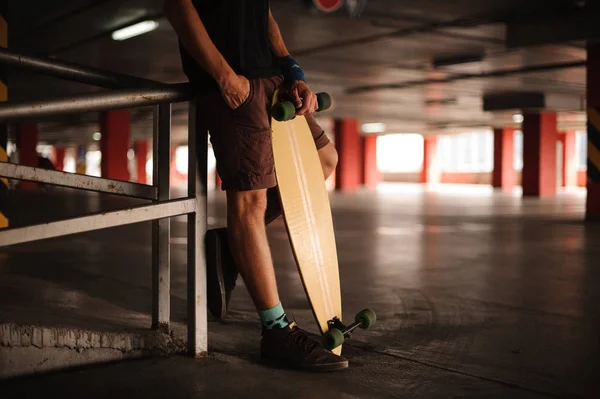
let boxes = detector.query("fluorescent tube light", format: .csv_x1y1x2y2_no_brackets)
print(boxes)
112,20,159,41
362,123,386,133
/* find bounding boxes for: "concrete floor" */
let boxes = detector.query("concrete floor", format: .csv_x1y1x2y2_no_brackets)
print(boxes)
1,184,599,398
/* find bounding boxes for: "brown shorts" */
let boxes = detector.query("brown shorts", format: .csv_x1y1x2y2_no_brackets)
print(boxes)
195,75,330,191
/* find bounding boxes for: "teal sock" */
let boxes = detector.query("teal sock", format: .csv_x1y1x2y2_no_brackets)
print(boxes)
258,302,290,330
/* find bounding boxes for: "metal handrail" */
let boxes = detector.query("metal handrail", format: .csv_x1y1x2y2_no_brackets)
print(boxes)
0,162,158,199
0,47,167,89
0,84,192,122
0,49,207,359
0,197,196,247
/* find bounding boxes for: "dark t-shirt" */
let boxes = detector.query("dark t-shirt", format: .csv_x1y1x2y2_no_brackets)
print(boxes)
179,0,281,88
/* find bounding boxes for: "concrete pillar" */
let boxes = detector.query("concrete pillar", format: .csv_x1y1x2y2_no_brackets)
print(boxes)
16,122,39,190
361,135,380,189
334,119,361,192
53,147,65,171
492,128,516,190
522,112,557,197
421,136,440,184
558,131,577,187
586,42,600,220
134,140,149,184
100,109,130,181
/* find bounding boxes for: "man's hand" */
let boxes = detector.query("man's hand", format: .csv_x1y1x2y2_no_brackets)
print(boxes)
218,75,251,110
287,80,318,115
164,0,240,104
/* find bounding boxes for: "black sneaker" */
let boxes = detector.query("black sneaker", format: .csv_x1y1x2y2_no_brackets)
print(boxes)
205,227,239,320
260,322,349,371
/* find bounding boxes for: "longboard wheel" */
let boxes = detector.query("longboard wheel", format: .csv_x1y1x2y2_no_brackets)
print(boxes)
323,328,345,350
272,101,296,121
316,92,332,112
355,309,376,329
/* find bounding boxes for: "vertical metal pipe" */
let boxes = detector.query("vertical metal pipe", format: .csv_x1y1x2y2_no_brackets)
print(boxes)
152,104,171,333
187,98,208,357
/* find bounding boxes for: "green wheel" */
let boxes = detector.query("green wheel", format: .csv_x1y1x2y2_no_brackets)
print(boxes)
355,309,376,329
272,101,296,121
316,92,332,112
323,328,345,350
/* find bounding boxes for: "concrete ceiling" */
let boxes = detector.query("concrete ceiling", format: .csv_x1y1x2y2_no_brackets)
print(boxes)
5,0,590,145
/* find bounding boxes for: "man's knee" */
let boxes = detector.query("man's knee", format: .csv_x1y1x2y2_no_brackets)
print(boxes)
227,189,268,220
319,142,338,178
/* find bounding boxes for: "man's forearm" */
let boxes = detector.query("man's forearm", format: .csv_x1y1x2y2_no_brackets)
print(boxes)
268,9,289,58
163,0,234,85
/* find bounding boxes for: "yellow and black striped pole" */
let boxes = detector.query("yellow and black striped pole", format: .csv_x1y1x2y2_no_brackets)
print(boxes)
587,42,600,221
0,0,8,229
587,108,600,182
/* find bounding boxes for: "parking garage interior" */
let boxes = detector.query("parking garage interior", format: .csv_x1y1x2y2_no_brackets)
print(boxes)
1,0,600,398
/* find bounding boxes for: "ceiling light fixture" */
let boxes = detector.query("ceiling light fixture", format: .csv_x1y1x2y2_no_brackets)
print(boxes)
362,123,386,133
92,132,102,141
112,20,159,41
512,114,524,124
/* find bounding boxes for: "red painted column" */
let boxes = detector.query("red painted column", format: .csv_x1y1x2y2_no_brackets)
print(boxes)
334,119,361,192
586,42,600,220
557,135,565,186
134,140,149,184
361,135,380,189
558,131,577,187
492,128,516,190
100,109,130,181
170,147,176,185
16,122,39,189
522,112,557,197
215,172,222,190
53,147,65,171
169,147,188,186
421,136,440,184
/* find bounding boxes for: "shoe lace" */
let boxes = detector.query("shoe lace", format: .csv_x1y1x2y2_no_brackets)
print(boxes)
288,325,320,353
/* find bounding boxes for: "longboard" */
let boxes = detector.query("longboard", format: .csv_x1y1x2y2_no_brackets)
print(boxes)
270,90,375,355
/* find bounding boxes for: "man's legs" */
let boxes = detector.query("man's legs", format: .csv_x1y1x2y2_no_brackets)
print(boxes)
226,188,280,311
227,141,337,313
224,179,346,371
230,141,337,310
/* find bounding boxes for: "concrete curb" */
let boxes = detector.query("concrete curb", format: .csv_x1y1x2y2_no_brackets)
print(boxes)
0,323,186,378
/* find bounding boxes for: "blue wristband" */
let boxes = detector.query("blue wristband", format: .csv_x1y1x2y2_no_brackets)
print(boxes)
277,55,305,83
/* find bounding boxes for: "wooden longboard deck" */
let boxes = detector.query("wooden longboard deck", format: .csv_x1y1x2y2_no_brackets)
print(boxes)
270,91,343,355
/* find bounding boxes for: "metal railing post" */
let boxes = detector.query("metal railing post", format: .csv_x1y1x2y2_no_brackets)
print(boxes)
151,104,171,333
187,98,208,357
